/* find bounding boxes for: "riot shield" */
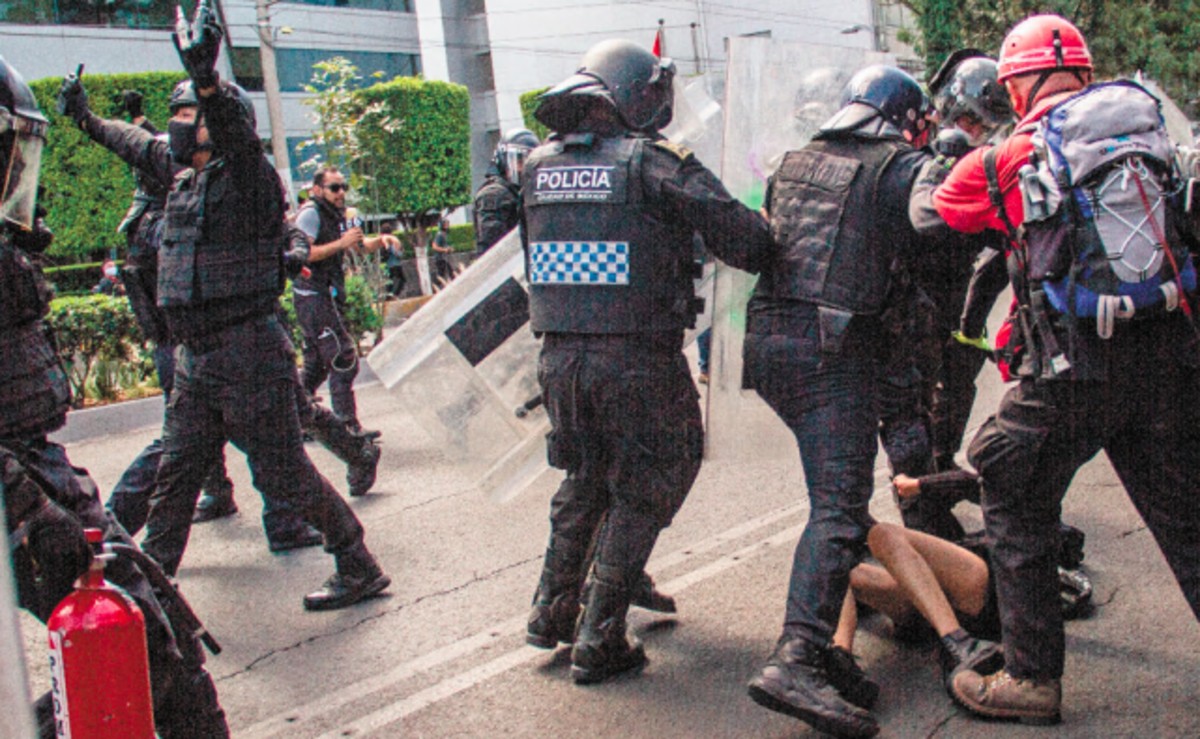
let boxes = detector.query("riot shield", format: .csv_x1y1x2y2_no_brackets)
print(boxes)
369,73,723,502
705,37,891,462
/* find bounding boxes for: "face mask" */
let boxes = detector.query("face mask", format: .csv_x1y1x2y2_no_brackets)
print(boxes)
168,119,208,166
104,267,118,278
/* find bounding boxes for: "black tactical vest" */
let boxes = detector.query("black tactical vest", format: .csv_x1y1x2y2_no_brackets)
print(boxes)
157,162,284,307
293,199,345,298
121,210,170,344
522,133,695,334
760,138,902,315
0,234,71,437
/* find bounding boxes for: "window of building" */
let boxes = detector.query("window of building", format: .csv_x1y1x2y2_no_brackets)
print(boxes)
231,47,420,93
285,0,412,12
0,0,410,29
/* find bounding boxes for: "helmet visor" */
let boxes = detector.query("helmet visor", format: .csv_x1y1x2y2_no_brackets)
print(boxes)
502,146,530,183
0,112,46,230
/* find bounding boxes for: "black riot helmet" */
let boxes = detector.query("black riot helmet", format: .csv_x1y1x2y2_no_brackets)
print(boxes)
170,79,256,128
930,54,1013,146
0,55,49,230
494,128,539,184
819,64,933,144
536,39,676,133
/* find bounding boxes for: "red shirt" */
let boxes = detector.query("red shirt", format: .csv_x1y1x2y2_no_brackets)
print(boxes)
932,93,1077,235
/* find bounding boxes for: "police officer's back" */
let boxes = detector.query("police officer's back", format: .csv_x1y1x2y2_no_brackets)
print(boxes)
520,39,773,686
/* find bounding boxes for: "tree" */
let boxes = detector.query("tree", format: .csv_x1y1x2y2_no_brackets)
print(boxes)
519,87,551,141
900,0,1200,116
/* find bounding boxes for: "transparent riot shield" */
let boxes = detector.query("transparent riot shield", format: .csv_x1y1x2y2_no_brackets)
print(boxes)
1,490,36,739
369,73,723,502
705,37,891,462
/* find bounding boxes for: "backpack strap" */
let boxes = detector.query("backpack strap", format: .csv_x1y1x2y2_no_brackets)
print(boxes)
982,147,1019,238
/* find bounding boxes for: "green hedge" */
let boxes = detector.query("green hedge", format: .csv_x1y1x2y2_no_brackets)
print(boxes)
279,273,383,354
357,77,471,223
519,87,551,141
46,294,149,404
29,71,188,261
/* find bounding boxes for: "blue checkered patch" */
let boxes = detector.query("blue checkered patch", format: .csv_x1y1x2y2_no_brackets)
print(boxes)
529,241,630,285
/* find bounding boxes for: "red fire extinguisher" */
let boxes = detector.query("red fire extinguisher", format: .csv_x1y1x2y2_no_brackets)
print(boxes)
46,528,155,738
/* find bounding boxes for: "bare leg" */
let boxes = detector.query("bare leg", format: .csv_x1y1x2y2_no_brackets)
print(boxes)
848,560,916,626
865,522,987,636
832,590,858,651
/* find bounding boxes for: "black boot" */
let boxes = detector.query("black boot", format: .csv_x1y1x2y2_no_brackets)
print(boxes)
193,467,236,523
631,571,676,613
526,567,581,649
824,645,879,709
306,404,381,496
747,635,879,738
304,546,391,611
570,566,646,684
938,629,1003,697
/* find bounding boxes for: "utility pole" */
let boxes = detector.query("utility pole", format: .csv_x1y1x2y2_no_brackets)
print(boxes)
255,0,295,205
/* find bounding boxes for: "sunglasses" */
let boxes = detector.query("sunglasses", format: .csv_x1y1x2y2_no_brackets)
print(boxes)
325,183,349,193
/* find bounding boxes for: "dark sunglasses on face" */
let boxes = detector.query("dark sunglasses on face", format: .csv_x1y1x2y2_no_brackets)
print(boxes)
325,183,348,193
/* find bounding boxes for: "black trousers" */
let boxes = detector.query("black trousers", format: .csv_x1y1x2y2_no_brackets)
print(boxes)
968,319,1200,680
538,333,703,587
7,438,228,738
141,315,366,577
296,292,360,426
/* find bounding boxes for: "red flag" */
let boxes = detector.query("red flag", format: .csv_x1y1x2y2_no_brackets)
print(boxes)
652,28,663,57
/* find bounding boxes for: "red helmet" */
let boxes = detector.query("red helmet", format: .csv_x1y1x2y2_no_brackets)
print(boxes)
997,14,1092,83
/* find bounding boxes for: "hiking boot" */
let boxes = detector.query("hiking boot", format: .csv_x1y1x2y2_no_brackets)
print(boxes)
951,668,1061,725
304,553,390,611
631,571,676,613
825,645,879,710
526,590,580,649
193,493,237,523
938,629,1003,697
348,441,381,497
570,566,646,684
268,524,324,553
747,636,879,738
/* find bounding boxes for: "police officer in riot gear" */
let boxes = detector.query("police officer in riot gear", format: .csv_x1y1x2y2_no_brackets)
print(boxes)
56,77,243,530
473,127,538,255
133,2,389,610
0,53,229,738
521,38,773,684
741,65,994,738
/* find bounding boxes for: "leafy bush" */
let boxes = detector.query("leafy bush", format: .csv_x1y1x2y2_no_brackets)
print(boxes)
356,77,471,227
519,87,551,141
29,71,188,261
46,294,148,405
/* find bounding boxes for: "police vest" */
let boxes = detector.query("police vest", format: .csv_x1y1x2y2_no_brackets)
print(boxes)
761,138,902,315
0,233,71,437
157,161,284,307
522,134,695,334
293,199,345,298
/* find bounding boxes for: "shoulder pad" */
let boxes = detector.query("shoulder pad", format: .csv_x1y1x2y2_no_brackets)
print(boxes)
651,139,694,162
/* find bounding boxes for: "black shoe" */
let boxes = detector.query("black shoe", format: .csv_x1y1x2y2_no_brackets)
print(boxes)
303,568,391,611
193,494,238,523
526,591,580,649
938,629,1003,697
631,572,676,614
268,525,324,553
824,645,880,710
348,442,381,497
570,568,646,684
747,636,879,738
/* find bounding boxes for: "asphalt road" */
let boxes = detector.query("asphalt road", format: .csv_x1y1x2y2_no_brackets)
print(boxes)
18,346,1199,738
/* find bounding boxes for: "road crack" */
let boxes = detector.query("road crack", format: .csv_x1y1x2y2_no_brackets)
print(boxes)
218,555,538,681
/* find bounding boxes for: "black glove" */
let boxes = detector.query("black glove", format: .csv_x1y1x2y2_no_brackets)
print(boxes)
23,499,92,584
173,1,223,90
120,89,144,119
55,73,89,124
